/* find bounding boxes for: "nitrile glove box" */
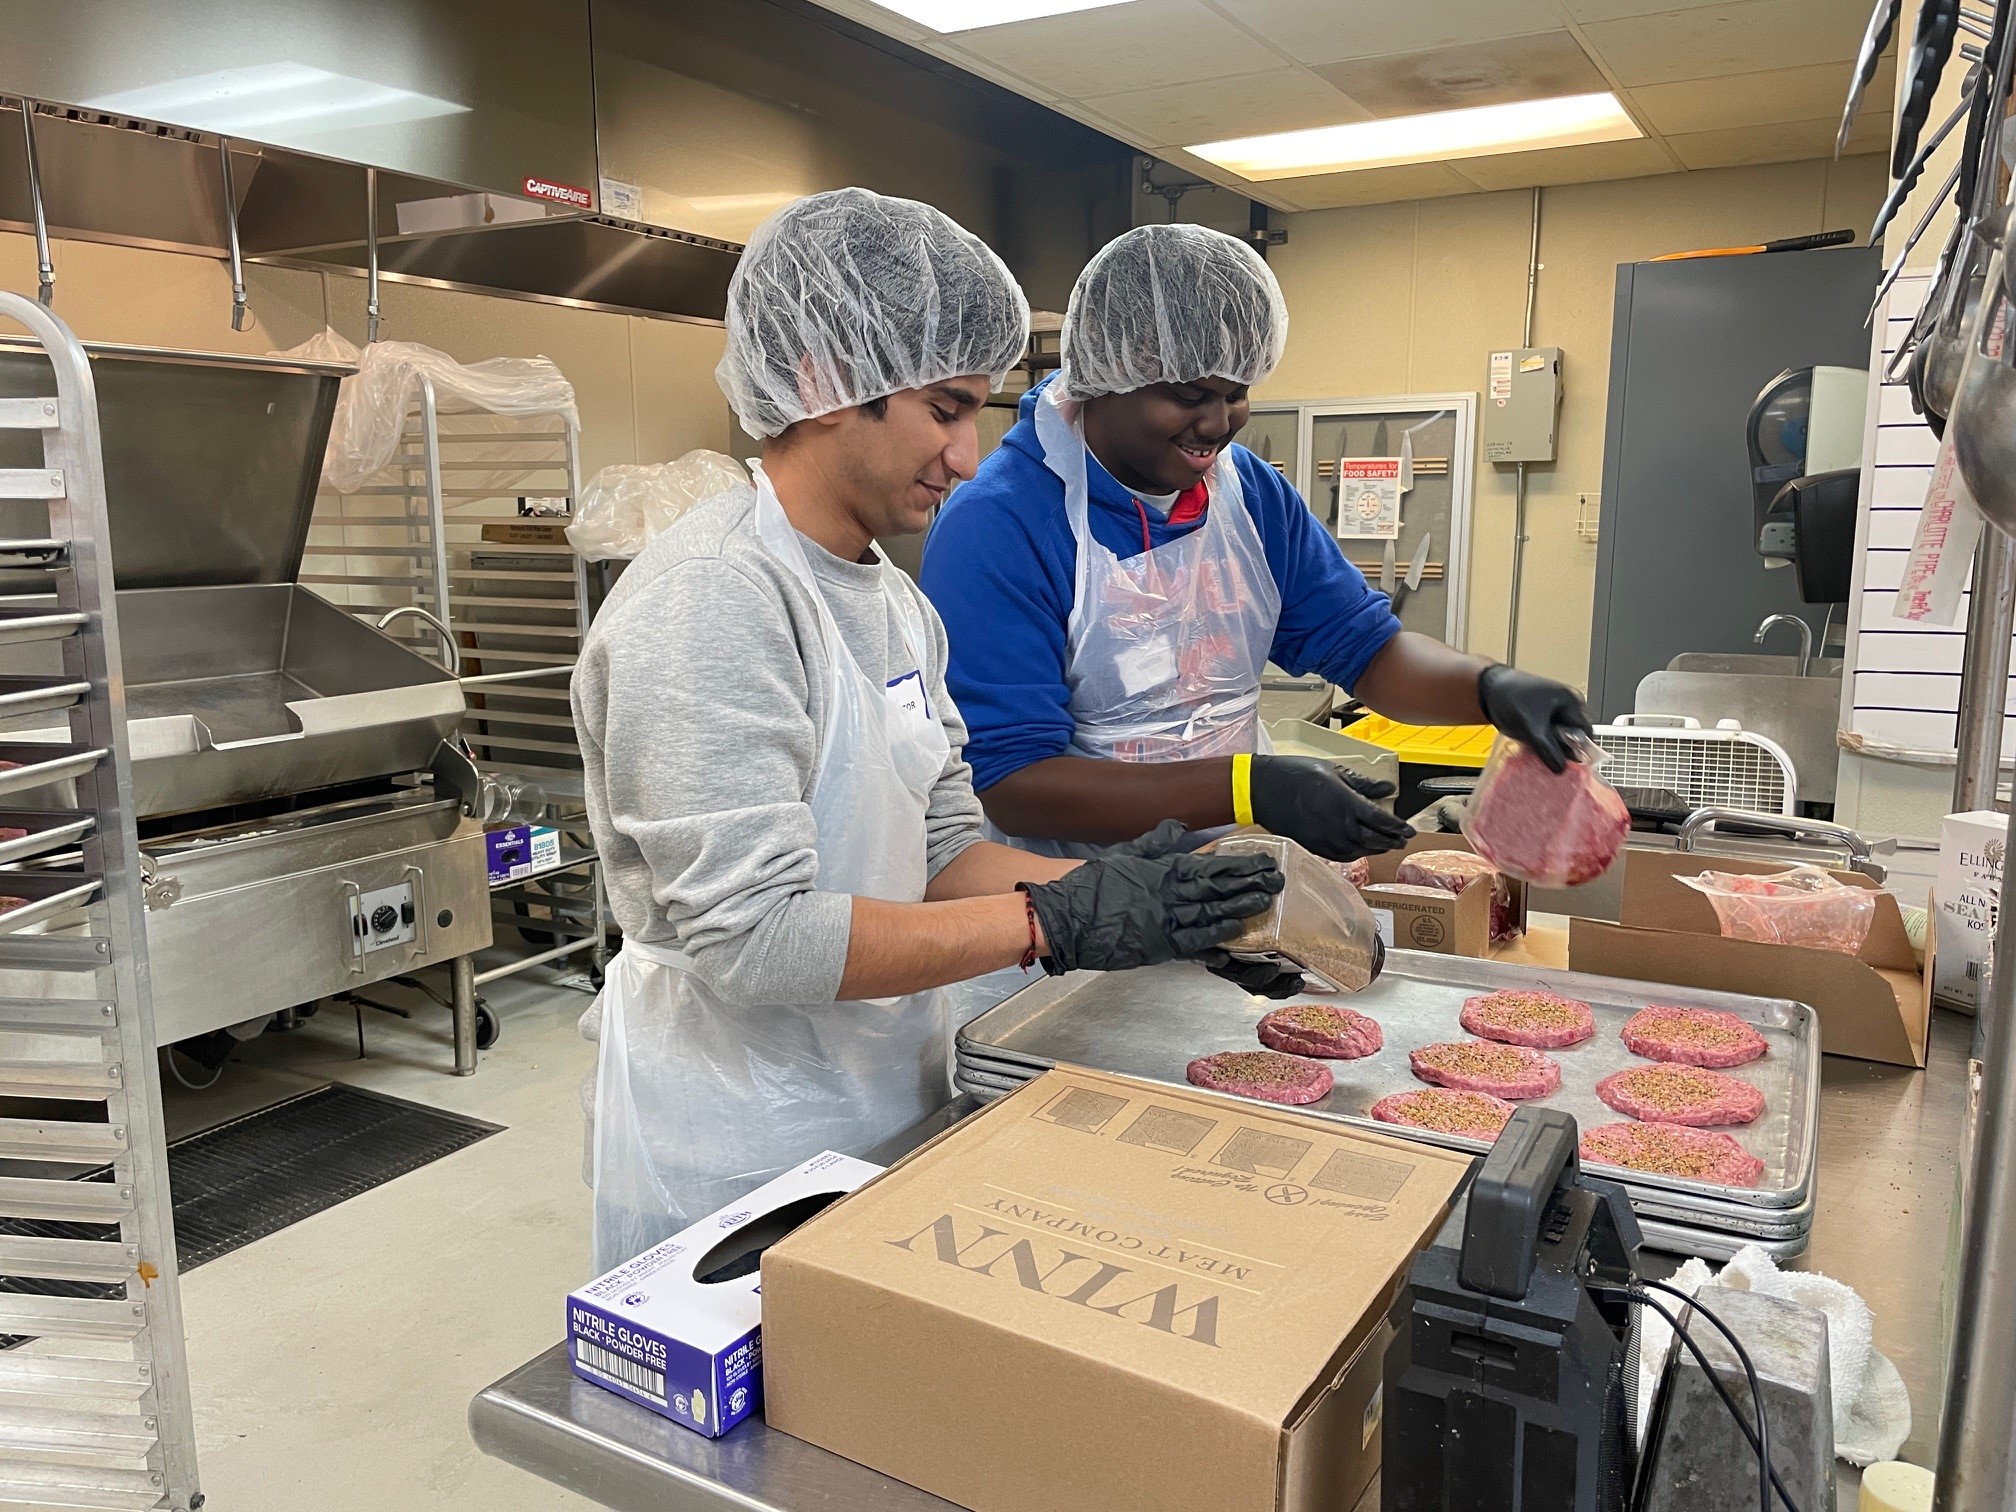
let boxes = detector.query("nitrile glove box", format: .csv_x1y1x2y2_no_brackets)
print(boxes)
566,1151,882,1436
485,824,559,884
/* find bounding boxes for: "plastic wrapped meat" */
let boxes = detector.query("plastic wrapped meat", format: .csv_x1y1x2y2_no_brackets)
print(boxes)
1328,856,1372,890
1394,849,1520,945
1676,866,1878,956
1461,735,1629,887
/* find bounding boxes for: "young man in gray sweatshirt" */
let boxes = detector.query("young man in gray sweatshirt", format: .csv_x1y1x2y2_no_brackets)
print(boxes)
573,188,1282,1258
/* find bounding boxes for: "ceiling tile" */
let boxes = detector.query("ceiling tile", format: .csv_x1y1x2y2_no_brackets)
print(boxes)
1267,161,1480,210
1561,0,1739,20
947,0,1287,98
1082,68,1368,147
804,0,935,44
1579,0,1868,89
1314,30,1609,117
1207,0,1564,68
1628,57,1884,134
1665,110,1890,169
1445,135,1678,190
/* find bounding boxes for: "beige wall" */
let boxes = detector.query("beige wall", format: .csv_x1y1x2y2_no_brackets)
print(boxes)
0,231,733,479
1256,153,1889,688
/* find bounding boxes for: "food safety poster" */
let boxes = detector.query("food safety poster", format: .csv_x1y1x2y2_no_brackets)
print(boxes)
1335,457,1403,540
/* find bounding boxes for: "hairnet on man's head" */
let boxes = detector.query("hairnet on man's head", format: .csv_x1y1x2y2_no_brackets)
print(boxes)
1058,223,1288,401
715,187,1031,439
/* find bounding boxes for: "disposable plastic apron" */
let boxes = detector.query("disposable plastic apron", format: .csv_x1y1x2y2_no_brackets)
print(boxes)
590,465,952,1273
991,384,1283,861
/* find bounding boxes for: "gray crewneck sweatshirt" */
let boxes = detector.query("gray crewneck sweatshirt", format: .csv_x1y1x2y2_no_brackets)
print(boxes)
571,484,984,1008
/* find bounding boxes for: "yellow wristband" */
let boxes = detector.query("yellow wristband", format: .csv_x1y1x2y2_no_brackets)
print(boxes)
1231,752,1255,828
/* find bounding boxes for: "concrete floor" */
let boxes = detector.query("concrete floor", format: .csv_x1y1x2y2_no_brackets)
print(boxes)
163,965,604,1511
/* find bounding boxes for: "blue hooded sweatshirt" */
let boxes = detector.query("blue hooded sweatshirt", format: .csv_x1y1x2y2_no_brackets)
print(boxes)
919,379,1402,793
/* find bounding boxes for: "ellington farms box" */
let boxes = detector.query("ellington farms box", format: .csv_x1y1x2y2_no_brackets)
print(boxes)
566,1152,881,1437
762,1068,1472,1512
1935,810,2005,1011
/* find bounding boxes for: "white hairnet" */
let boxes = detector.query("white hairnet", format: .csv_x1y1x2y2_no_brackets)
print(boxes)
715,187,1031,439
1059,223,1288,400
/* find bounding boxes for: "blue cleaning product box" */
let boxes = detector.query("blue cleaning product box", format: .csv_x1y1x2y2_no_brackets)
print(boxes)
566,1151,882,1436
486,823,560,884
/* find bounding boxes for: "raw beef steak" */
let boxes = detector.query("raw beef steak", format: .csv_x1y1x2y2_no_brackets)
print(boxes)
1458,989,1596,1048
1257,1003,1383,1059
1394,850,1520,944
1620,1006,1768,1068
1596,1063,1763,1126
1408,1040,1560,1099
1463,738,1630,887
1370,1088,1516,1141
1185,1050,1333,1106
1580,1122,1765,1187
1330,856,1372,890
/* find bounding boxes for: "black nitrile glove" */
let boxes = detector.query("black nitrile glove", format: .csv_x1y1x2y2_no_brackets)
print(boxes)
1477,664,1596,774
1248,756,1414,863
1026,831,1284,975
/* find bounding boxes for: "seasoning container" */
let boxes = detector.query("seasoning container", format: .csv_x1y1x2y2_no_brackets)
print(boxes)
1211,833,1385,992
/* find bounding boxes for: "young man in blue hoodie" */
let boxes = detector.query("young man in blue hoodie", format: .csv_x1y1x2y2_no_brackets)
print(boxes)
920,222,1592,869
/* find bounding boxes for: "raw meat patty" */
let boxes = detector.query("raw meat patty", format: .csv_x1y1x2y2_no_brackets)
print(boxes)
1596,1063,1763,1127
0,827,28,842
1464,739,1630,887
1620,1005,1768,1068
1257,1003,1383,1059
1409,1040,1560,1099
1329,856,1372,890
0,896,28,911
1459,989,1596,1049
1395,850,1520,944
1580,1122,1765,1187
1370,1088,1516,1141
1186,1050,1333,1106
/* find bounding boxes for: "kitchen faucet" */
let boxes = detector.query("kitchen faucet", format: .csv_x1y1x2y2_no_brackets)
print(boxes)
1755,613,1812,677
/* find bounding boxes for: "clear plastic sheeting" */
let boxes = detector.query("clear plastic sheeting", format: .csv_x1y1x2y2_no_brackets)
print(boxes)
1058,222,1289,400
291,334,581,492
565,451,751,561
1678,865,1880,955
714,186,1030,438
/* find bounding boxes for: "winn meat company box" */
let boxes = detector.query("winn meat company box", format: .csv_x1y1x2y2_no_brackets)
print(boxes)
566,1152,880,1437
762,1069,1471,1512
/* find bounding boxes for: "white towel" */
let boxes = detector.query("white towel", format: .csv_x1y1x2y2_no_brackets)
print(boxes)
1635,1246,1911,1466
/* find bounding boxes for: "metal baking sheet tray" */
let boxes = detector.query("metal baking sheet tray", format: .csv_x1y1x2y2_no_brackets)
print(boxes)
956,952,1820,1215
0,870,100,935
1640,1217,1807,1263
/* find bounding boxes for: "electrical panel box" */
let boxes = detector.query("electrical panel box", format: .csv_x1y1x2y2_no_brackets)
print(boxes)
1483,346,1562,463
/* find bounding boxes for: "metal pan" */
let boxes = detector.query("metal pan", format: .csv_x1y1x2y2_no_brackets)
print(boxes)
956,953,1820,1215
1639,1217,1808,1263
0,742,104,800
0,870,100,935
0,808,91,865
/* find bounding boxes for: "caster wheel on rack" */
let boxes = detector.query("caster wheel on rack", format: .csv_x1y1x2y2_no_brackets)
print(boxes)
588,962,606,990
475,1001,500,1051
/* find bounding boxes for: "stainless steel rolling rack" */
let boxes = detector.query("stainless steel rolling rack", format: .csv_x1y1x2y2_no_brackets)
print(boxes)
302,377,608,1023
0,294,200,1508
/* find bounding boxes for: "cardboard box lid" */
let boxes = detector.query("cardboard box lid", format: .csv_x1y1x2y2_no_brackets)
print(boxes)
766,1067,1471,1429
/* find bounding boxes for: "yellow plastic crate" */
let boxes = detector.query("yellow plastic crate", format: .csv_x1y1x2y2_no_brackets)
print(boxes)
1342,715,1496,769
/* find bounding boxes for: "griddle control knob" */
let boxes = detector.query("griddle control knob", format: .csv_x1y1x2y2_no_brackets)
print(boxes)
370,904,399,934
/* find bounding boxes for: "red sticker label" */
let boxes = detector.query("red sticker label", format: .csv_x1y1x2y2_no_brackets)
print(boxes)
523,176,592,210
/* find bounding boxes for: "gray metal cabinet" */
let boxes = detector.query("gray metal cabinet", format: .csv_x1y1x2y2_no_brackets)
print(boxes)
1586,246,1880,718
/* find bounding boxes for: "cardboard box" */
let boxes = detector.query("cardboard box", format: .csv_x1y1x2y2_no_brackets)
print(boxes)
763,1067,1472,1512
1934,811,2005,1010
1567,849,1928,1067
1357,834,1527,958
566,1151,881,1436
485,824,559,884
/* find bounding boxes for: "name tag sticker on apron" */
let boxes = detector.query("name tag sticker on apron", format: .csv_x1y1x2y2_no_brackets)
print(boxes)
1114,637,1177,696
885,668,932,724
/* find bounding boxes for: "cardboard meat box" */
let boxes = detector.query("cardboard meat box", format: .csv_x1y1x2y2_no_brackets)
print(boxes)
762,1067,1471,1512
1359,834,1528,959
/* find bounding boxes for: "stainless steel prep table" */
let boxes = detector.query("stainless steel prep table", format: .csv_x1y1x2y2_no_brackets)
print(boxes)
472,1017,1970,1509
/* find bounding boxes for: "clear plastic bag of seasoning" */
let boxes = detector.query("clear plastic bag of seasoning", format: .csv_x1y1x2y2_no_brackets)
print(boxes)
1462,733,1630,888
1211,834,1385,992
1676,865,1878,955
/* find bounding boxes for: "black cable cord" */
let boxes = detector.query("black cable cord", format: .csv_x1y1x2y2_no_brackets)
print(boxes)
1598,1283,1802,1512
1641,1281,1777,1512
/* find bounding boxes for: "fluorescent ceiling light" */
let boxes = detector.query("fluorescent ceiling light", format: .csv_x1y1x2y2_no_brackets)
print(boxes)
1190,92,1640,181
86,64,468,139
863,0,1138,33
